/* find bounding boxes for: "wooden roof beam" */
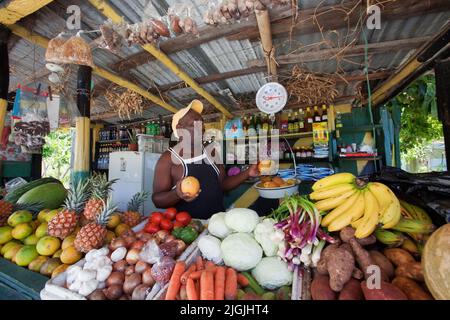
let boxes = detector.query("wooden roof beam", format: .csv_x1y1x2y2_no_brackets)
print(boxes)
87,0,233,118
0,0,53,25
255,8,277,82
8,24,179,114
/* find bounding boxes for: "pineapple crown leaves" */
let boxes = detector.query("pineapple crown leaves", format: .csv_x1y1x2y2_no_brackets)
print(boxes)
127,191,149,212
63,179,90,213
96,197,118,226
88,173,118,200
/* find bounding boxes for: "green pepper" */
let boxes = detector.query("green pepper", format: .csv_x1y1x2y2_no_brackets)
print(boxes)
178,226,198,244
171,227,183,238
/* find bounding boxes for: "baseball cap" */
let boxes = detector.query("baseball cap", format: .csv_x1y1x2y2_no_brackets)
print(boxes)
171,99,204,138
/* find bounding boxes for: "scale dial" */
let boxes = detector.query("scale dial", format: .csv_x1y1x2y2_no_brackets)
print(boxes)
256,82,288,114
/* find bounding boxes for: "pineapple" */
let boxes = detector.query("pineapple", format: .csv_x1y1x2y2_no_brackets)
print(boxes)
84,173,117,221
0,201,43,226
74,199,117,253
47,180,89,240
121,192,149,227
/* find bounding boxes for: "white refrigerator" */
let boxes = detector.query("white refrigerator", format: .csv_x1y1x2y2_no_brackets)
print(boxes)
108,151,163,216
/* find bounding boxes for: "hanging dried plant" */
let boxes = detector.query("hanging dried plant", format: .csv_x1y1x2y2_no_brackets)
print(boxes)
286,66,339,105
105,87,144,120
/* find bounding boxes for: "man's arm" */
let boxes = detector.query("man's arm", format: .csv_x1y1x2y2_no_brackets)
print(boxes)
219,164,259,192
152,152,181,208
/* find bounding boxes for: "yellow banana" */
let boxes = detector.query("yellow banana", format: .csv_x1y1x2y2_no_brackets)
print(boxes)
327,192,365,232
410,205,432,224
312,173,355,191
400,206,414,219
368,182,395,212
321,191,360,227
351,216,364,229
314,189,357,212
380,196,401,229
310,183,355,201
355,189,380,238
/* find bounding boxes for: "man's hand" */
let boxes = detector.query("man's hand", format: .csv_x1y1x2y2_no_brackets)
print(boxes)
175,179,201,202
247,164,260,178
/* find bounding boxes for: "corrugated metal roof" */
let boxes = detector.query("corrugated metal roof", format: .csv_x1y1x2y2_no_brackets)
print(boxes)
5,0,450,124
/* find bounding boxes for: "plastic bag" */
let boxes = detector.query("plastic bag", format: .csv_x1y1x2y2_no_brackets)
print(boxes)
224,117,244,138
370,167,450,224
151,256,176,283
139,239,162,264
5,177,27,193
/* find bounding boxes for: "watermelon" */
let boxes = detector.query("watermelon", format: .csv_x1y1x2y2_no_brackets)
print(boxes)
17,183,67,210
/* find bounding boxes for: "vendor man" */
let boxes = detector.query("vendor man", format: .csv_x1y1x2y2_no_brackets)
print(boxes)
152,100,259,219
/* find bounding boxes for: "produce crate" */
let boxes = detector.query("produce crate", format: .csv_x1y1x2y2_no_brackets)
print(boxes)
152,243,304,301
40,220,207,300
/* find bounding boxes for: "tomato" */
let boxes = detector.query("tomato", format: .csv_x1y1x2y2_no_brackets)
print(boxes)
175,211,192,226
173,220,184,229
143,222,160,234
149,212,164,225
164,207,177,220
160,218,174,231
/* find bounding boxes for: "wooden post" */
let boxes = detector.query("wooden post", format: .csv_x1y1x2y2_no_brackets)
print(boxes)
0,26,10,138
73,65,92,184
255,9,277,82
435,57,450,170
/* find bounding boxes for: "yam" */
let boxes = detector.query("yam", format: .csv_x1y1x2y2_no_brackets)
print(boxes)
327,247,355,292
352,267,364,280
311,275,337,300
361,280,408,300
383,248,415,267
392,276,433,300
369,250,394,279
340,227,376,245
349,238,373,279
395,262,424,282
338,278,364,300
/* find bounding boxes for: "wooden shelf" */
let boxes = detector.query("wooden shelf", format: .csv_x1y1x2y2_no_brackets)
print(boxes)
97,138,130,144
339,156,382,161
338,125,382,133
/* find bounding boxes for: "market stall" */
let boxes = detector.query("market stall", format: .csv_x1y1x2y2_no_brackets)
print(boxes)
0,0,450,301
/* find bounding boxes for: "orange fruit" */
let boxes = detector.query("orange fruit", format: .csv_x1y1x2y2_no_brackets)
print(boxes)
180,176,200,196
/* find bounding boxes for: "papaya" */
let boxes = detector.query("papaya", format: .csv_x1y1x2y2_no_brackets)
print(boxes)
52,264,69,278
60,246,82,264
104,231,116,245
37,209,50,223
36,236,61,256
107,214,121,230
15,245,39,267
1,240,20,255
28,256,49,272
11,223,33,240
40,258,62,276
7,210,33,227
44,209,61,223
61,235,76,250
18,183,67,210
35,222,48,238
24,234,39,245
52,249,63,258
115,223,130,237
0,226,13,244
4,244,23,260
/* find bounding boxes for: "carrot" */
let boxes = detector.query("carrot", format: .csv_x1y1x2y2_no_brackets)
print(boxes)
205,261,215,270
165,261,186,300
188,270,203,280
200,270,215,300
196,256,204,270
224,268,238,300
179,284,188,300
237,273,249,287
214,266,226,300
180,264,197,284
186,278,198,300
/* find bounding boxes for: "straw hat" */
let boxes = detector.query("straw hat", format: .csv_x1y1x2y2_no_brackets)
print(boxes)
171,99,203,138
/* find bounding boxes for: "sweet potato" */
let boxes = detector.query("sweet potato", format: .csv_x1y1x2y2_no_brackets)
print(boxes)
340,227,376,245
338,278,364,300
352,267,364,280
392,276,433,300
340,243,354,257
383,248,415,267
316,243,340,275
311,275,337,300
369,250,394,280
395,262,424,282
361,280,408,300
349,238,373,279
327,247,355,292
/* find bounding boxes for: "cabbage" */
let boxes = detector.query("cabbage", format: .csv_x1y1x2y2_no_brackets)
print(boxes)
208,212,231,239
224,208,259,233
198,235,223,264
221,233,262,271
251,257,293,290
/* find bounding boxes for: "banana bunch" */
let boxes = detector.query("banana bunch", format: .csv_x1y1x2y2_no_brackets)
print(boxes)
311,173,401,239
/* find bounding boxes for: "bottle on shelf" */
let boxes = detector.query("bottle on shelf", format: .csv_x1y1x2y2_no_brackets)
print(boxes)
321,105,328,122
280,112,288,134
306,107,313,132
262,114,269,133
293,112,299,133
298,108,305,133
287,112,293,134
313,106,321,123
336,111,343,139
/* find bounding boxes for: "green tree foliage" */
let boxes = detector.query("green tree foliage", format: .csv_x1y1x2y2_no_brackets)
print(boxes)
42,129,72,186
387,75,443,164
